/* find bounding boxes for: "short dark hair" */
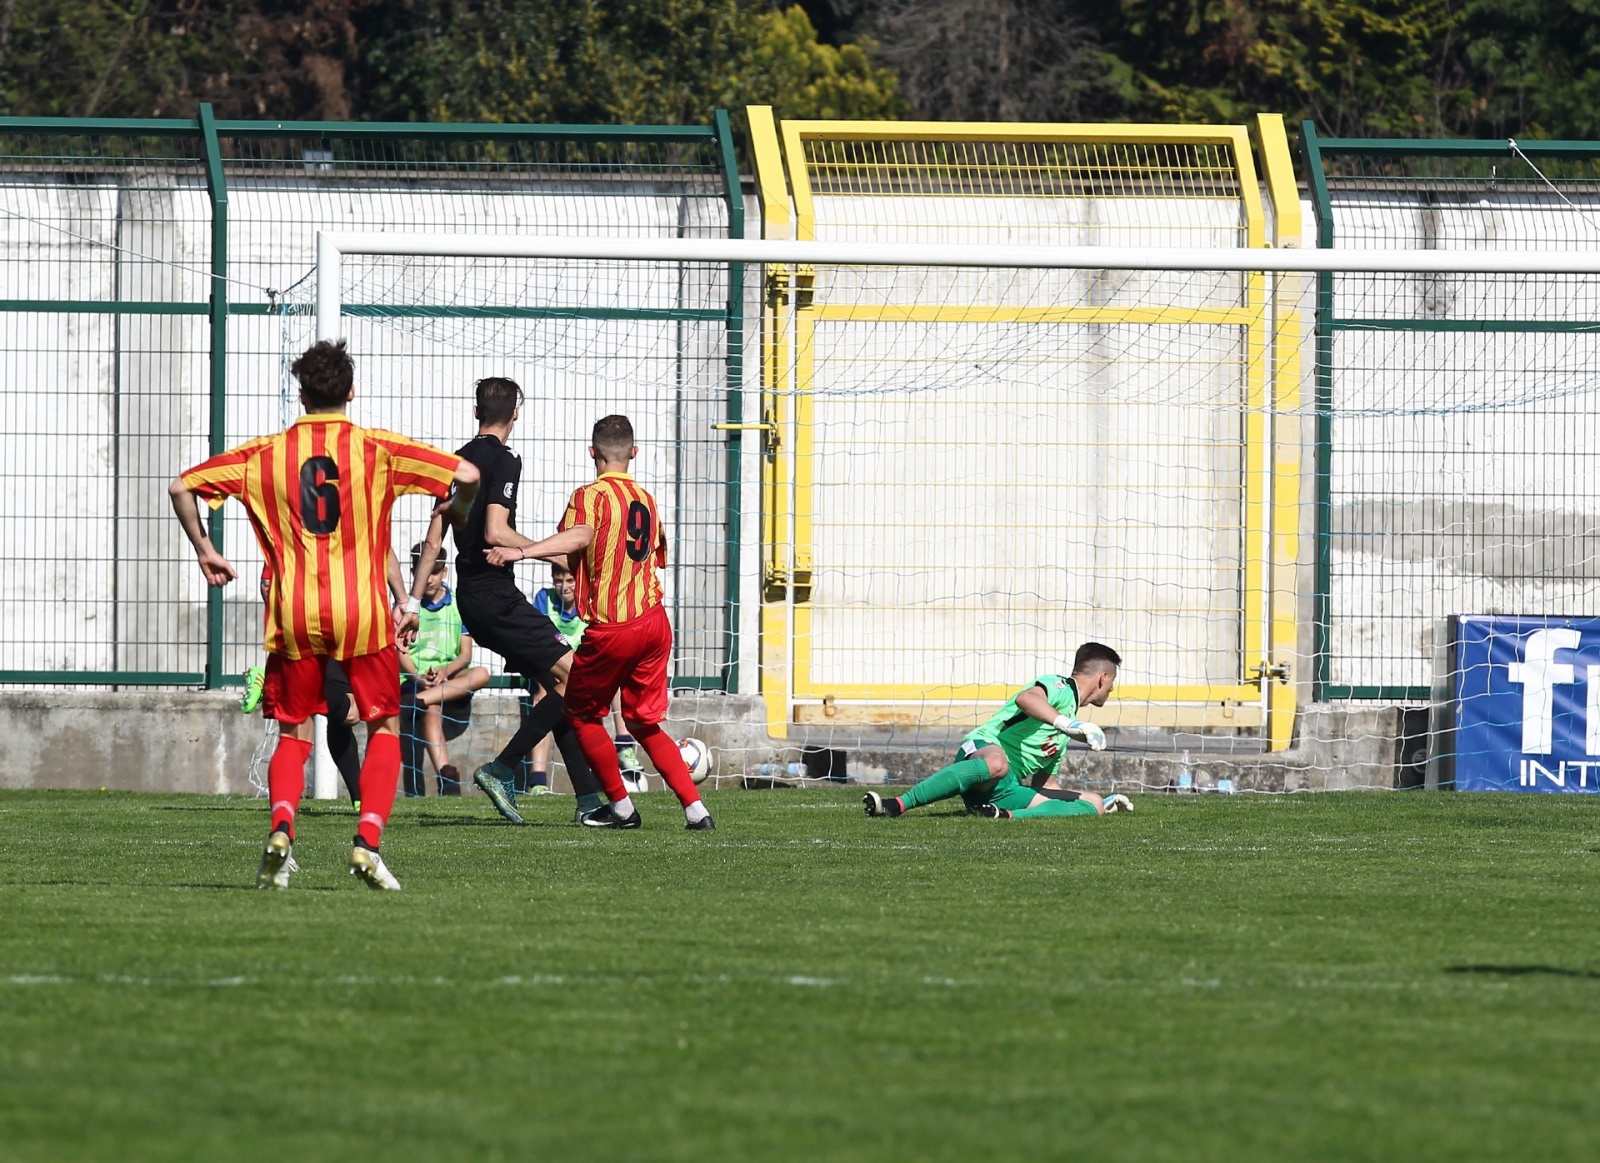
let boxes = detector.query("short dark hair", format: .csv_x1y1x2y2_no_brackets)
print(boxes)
291,340,354,410
410,542,446,578
476,377,523,426
550,562,572,578
1073,641,1122,674
592,414,635,461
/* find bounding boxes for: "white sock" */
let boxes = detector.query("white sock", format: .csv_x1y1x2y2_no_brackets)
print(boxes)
684,801,709,824
612,795,636,819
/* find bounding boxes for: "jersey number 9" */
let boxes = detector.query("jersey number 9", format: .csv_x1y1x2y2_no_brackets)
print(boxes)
625,500,652,563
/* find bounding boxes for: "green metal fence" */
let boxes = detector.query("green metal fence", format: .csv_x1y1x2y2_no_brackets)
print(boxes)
1302,125,1600,700
0,107,745,691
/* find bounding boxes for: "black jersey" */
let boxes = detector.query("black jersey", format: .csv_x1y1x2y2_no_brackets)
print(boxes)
453,433,522,581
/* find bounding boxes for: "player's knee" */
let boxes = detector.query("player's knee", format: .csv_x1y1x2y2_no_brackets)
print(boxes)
623,717,658,739
985,752,1009,778
1083,792,1105,815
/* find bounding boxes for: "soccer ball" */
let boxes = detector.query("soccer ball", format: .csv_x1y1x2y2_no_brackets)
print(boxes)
678,737,713,784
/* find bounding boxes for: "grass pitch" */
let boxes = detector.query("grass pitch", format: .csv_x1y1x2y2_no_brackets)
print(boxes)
1,788,1597,1162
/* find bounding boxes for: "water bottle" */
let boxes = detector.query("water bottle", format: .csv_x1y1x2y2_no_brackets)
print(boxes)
1176,749,1194,793
755,762,806,779
1217,776,1236,794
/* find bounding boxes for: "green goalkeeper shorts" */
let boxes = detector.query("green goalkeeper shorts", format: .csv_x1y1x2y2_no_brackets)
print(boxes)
961,772,1038,812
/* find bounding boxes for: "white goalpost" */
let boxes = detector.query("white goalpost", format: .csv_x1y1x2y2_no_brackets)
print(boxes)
305,230,1600,794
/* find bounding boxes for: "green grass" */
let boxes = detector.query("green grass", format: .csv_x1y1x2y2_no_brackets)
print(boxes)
1,788,1598,1162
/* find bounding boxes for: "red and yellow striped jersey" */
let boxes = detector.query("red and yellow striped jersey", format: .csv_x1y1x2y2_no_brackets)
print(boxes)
181,413,459,659
558,472,667,624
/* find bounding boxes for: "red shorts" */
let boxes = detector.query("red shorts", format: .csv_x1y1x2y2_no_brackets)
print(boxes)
262,647,400,725
564,604,672,725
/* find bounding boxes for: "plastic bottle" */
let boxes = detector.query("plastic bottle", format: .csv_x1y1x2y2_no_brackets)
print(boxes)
1176,749,1194,793
754,762,807,779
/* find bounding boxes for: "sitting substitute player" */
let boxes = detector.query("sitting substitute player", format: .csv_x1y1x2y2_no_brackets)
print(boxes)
399,543,491,796
168,339,479,890
493,414,713,831
862,642,1133,820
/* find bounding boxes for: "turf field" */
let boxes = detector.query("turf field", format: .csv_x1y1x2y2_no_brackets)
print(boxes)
1,788,1597,1162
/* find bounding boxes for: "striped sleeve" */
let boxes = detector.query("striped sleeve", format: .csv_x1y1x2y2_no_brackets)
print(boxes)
653,507,668,568
179,436,271,508
370,430,459,498
558,485,590,532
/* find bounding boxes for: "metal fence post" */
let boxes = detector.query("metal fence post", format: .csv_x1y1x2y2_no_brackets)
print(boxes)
714,108,744,695
1301,120,1335,705
198,103,229,689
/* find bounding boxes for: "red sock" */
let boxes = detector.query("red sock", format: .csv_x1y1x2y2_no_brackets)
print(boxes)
570,716,628,802
268,735,311,839
633,723,701,808
355,732,400,850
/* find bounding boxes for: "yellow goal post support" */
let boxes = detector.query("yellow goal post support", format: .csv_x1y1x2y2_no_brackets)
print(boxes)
745,109,1305,750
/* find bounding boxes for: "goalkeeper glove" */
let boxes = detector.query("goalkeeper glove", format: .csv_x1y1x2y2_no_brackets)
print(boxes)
1053,715,1106,751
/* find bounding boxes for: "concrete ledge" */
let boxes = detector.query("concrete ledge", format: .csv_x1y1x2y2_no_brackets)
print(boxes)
0,689,800,796
0,691,1407,796
0,690,267,795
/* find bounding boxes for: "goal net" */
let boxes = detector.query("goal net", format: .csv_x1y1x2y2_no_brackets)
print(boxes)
294,232,1600,797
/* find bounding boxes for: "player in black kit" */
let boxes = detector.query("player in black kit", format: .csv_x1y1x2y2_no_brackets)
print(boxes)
410,377,604,824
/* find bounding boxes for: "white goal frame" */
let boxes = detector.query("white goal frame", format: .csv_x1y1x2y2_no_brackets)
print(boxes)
314,232,1600,342
306,233,1600,787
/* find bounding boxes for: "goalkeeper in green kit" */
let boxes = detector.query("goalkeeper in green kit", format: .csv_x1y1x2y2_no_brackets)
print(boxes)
863,642,1132,820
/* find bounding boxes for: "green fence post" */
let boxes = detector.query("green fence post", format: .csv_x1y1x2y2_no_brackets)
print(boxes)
715,108,744,695
1301,120,1334,704
198,103,229,689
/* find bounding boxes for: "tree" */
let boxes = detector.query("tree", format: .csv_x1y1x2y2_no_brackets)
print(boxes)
408,1,899,125
1099,0,1478,136
0,0,900,124
868,0,1114,123
1462,0,1600,139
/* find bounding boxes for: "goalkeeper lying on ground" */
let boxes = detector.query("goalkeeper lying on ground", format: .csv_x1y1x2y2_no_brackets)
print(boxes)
863,641,1131,820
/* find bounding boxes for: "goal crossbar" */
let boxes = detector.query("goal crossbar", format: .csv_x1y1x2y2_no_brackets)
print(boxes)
314,230,1600,338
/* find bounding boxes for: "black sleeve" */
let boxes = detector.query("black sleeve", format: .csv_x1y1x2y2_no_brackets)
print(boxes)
485,451,520,515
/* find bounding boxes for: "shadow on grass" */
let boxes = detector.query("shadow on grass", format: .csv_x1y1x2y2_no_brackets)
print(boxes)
173,882,342,892
413,814,536,828
1447,964,1600,980
153,803,262,813
17,879,328,893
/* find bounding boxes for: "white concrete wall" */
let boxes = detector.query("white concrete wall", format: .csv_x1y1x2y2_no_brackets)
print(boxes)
0,175,738,684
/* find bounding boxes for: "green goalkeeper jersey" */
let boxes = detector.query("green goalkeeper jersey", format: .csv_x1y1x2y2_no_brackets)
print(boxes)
965,675,1081,779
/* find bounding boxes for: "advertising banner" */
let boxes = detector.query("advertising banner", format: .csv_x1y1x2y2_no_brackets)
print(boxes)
1454,615,1600,793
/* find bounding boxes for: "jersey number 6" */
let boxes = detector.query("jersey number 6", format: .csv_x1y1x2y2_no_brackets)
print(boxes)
625,500,652,563
300,456,342,535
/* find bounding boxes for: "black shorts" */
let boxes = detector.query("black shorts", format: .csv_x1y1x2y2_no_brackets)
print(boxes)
457,572,571,678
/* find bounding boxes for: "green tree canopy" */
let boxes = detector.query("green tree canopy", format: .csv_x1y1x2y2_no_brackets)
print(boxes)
0,0,899,124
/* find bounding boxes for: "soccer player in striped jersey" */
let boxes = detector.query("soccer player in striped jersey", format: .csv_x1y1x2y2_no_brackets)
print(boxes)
862,642,1133,820
168,339,479,890
495,415,713,830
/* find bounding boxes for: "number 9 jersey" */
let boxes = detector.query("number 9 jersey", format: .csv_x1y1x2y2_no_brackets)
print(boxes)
180,413,459,659
558,471,667,625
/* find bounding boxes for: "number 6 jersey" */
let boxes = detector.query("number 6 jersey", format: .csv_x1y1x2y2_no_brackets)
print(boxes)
180,413,459,659
558,471,667,624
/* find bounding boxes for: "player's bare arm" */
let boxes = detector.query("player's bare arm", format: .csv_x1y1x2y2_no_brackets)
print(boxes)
406,512,448,606
166,477,237,587
386,550,408,608
398,462,481,621
485,524,593,567
482,502,538,555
